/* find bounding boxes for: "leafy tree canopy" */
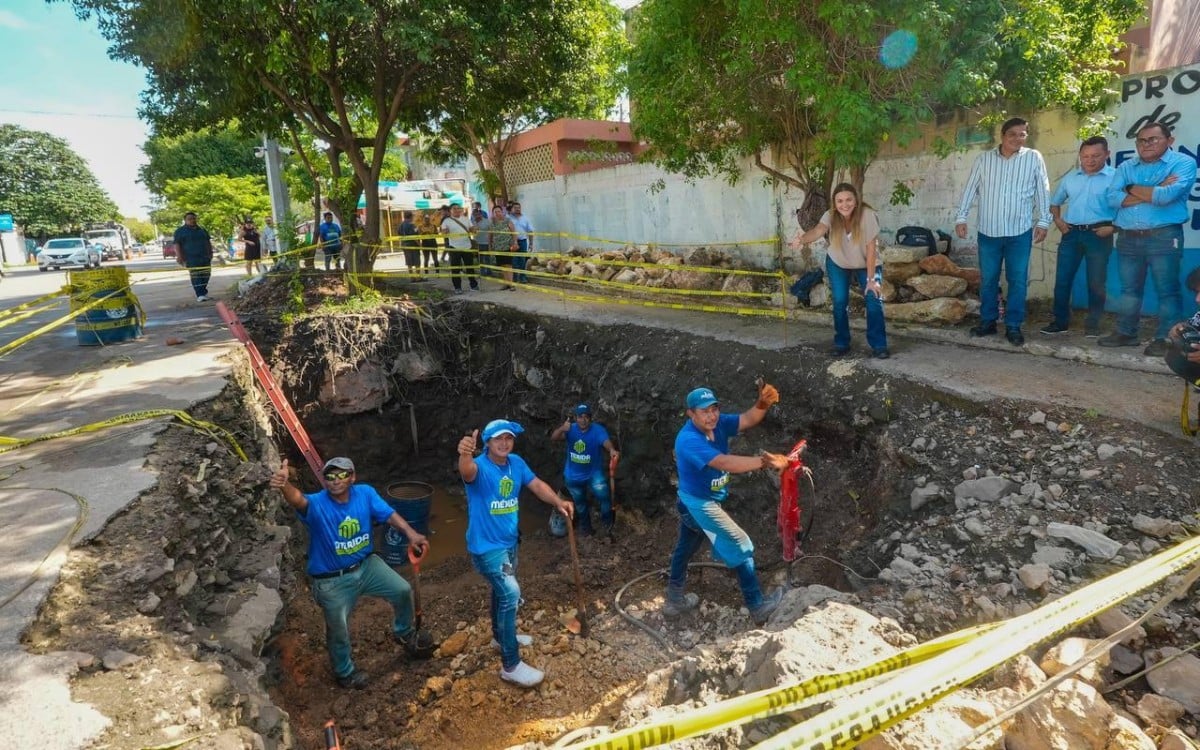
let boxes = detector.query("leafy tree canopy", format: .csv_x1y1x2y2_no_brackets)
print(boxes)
0,123,119,235
123,216,158,243
628,0,1143,219
423,0,628,203
161,174,272,239
139,124,263,199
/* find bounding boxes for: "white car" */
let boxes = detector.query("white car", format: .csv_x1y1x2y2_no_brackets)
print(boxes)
38,238,102,271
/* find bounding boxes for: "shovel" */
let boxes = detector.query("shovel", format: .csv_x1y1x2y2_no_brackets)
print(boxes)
565,513,590,637
407,542,428,630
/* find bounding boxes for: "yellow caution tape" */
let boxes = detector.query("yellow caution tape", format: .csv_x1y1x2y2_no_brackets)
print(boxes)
0,283,136,358
0,408,246,461
750,536,1200,750
0,288,67,320
0,300,63,331
516,276,785,318
570,536,1200,750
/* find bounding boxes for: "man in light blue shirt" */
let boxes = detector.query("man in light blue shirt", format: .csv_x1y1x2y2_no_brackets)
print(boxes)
1099,122,1198,356
509,202,534,283
955,117,1051,347
1040,136,1118,337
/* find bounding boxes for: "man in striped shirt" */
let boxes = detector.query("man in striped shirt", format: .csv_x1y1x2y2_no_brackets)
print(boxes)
955,117,1051,346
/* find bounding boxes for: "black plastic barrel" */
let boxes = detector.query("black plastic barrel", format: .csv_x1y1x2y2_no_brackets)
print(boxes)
69,267,143,345
379,481,433,565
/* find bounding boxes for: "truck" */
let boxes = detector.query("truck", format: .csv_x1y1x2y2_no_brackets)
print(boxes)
82,222,133,261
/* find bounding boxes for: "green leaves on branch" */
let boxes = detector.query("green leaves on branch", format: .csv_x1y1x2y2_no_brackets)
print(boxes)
140,125,263,199
161,174,272,239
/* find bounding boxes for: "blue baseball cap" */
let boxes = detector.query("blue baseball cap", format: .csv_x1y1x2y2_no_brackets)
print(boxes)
686,387,719,409
574,404,592,416
482,419,524,442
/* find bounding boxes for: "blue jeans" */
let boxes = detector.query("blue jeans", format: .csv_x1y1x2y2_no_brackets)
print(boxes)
825,256,887,350
470,545,522,670
565,472,613,530
513,238,529,282
977,230,1032,327
1114,226,1183,340
186,260,211,297
666,501,763,610
1052,229,1112,328
324,247,342,271
310,554,414,679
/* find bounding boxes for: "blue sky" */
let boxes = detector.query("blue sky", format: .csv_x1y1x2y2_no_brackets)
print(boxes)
0,0,151,217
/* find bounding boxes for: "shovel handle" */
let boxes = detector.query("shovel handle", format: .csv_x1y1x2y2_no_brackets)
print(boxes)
407,540,428,569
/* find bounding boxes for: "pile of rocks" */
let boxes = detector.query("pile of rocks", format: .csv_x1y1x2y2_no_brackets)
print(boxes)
528,246,776,298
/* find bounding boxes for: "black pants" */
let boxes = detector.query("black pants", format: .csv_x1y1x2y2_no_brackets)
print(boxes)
450,249,478,290
403,248,421,273
421,242,439,272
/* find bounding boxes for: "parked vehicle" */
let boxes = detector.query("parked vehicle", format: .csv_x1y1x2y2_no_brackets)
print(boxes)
38,238,102,271
82,223,132,260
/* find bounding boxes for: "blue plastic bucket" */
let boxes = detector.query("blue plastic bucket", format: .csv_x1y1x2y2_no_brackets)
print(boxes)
68,268,143,346
379,481,433,565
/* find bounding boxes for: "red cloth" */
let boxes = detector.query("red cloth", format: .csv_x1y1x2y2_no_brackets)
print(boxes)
777,439,808,562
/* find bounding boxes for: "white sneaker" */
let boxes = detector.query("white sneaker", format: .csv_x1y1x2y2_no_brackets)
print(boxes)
196,295,210,302
500,661,544,688
491,634,533,650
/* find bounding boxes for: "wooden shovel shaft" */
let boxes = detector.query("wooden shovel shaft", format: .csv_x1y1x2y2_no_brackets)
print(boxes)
565,518,589,636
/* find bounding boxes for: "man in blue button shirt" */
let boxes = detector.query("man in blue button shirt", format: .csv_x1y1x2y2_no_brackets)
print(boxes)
317,211,344,271
1100,122,1198,357
1040,136,1118,337
665,384,790,627
270,456,435,690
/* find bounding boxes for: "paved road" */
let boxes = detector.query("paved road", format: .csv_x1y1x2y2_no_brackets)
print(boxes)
0,254,1188,748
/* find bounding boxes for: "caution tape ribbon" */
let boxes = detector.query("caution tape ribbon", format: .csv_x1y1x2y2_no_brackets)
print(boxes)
0,283,136,359
750,535,1200,750
569,535,1200,750
0,408,246,461
0,289,67,320
0,299,63,331
516,274,786,318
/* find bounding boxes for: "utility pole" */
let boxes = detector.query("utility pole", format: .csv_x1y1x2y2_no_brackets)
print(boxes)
260,136,291,242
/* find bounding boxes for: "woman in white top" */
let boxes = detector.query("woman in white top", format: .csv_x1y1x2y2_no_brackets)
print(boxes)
789,183,890,358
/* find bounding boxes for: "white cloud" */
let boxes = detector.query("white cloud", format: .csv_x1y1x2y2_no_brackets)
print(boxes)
0,10,34,30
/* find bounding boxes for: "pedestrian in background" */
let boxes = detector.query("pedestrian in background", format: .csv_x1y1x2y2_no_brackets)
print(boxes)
173,211,216,302
240,219,265,276
1100,121,1197,357
550,404,620,537
1040,137,1117,337
261,216,278,258
457,420,573,688
399,210,422,281
509,201,534,283
789,183,889,358
417,210,440,277
441,203,478,293
317,211,344,271
269,456,437,690
664,384,789,626
955,116,1051,347
471,204,492,278
487,204,519,290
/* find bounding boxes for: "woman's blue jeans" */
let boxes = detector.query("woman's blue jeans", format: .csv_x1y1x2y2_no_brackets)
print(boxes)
565,471,613,531
471,545,522,670
977,230,1032,327
825,256,887,350
310,554,414,679
666,501,763,610
1113,225,1183,340
1051,229,1112,329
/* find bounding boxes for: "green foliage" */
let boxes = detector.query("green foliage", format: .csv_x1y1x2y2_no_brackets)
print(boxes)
424,0,627,202
628,0,1142,204
139,125,262,199
318,287,383,313
889,182,916,207
0,124,119,234
123,216,157,242
161,174,272,238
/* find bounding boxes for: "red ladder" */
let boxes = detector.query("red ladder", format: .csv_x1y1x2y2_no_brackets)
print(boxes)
216,302,325,481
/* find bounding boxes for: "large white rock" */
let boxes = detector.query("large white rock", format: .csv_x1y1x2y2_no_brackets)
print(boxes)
1038,637,1109,688
319,362,390,414
1004,678,1154,750
882,245,927,264
906,273,968,299
1017,563,1052,591
1045,522,1121,560
955,476,1019,503
882,297,967,324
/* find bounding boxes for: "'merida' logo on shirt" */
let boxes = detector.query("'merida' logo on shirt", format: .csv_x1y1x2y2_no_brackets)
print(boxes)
498,476,515,497
710,472,730,492
337,516,361,538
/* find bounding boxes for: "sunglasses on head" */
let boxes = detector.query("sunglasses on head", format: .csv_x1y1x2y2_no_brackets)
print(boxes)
323,470,351,481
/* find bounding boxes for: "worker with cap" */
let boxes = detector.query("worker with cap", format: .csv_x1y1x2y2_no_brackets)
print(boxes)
270,456,437,690
550,403,620,537
457,419,574,688
665,383,790,626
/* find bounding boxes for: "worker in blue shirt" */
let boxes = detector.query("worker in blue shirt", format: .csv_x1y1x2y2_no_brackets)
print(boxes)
1100,121,1198,357
550,403,619,536
1040,136,1118,337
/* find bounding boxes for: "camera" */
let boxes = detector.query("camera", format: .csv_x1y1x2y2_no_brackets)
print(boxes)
1166,323,1200,384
